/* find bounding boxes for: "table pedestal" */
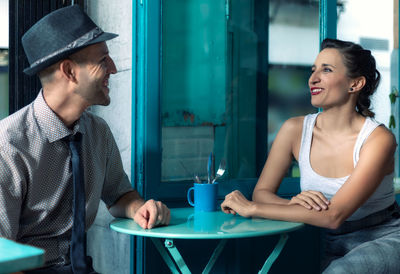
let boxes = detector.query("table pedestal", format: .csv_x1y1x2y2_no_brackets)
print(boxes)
110,208,304,274
151,234,289,274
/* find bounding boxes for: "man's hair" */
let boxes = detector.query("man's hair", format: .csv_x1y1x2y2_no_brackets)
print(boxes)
38,62,59,86
38,46,92,86
69,49,90,65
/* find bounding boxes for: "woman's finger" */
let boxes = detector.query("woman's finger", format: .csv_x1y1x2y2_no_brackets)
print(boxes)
300,192,329,209
296,193,322,210
290,196,312,210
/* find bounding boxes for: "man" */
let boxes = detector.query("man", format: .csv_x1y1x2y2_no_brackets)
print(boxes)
0,5,170,273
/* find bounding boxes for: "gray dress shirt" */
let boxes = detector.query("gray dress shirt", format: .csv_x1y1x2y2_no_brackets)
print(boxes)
0,91,133,266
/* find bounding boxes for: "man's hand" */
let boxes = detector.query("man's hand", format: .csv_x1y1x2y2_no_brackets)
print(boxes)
133,199,170,229
109,191,170,229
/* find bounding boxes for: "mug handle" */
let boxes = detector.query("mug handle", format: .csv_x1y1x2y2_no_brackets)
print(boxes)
187,187,195,206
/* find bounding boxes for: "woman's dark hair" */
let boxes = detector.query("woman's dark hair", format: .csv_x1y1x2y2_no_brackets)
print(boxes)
321,38,380,117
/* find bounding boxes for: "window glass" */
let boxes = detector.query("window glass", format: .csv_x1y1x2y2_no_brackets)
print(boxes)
161,0,318,182
337,0,393,126
0,0,8,120
268,0,319,177
337,0,397,175
0,49,8,120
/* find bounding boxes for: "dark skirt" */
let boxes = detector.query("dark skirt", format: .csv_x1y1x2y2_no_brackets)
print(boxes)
322,202,400,274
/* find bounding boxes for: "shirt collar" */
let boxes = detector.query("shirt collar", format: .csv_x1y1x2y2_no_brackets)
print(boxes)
33,90,86,143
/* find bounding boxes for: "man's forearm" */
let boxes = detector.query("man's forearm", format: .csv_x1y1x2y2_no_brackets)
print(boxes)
108,190,145,219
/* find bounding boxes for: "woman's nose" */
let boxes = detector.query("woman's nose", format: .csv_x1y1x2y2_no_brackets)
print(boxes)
309,71,320,85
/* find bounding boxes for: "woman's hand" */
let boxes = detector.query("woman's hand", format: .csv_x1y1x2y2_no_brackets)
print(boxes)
221,190,255,218
288,190,330,211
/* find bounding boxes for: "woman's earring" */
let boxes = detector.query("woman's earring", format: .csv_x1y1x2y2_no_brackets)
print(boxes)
349,88,354,92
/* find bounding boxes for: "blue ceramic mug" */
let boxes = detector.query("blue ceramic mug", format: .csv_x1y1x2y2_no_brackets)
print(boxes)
187,182,218,212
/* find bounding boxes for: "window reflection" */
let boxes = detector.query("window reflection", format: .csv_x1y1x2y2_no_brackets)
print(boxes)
0,49,8,120
337,0,397,175
0,0,8,120
161,0,318,182
337,0,393,126
268,0,319,177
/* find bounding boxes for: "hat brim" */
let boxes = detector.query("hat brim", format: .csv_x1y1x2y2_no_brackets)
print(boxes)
23,32,118,76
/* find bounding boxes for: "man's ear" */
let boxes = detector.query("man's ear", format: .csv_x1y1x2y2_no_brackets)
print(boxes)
349,76,366,93
59,59,77,83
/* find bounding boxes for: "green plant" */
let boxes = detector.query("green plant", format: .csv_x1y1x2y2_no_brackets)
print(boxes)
389,87,398,130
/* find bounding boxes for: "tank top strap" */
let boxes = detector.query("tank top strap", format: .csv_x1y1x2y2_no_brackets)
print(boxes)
353,117,381,166
299,113,319,170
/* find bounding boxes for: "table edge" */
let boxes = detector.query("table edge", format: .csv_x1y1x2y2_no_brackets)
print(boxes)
110,218,305,240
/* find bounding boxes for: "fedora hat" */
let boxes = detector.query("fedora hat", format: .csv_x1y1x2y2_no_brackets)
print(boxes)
22,5,118,76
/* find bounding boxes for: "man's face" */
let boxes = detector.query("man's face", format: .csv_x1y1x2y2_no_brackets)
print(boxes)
72,42,117,106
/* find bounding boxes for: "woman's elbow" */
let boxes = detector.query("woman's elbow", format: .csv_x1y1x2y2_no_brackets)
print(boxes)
321,209,346,229
252,191,259,201
252,190,270,202
324,219,344,230
252,188,261,201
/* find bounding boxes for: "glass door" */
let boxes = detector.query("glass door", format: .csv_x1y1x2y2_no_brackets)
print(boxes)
161,0,228,183
336,0,399,175
0,0,8,120
147,1,320,272
139,0,400,273
158,0,319,204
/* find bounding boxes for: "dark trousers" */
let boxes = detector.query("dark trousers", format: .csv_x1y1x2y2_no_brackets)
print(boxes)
322,202,400,273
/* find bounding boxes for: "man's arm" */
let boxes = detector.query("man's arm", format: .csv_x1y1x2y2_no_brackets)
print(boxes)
100,124,171,229
108,190,170,229
0,151,23,239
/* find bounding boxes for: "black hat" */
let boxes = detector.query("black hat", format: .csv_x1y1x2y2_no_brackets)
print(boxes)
22,5,118,76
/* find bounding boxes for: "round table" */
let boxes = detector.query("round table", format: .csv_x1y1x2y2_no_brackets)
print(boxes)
110,207,304,274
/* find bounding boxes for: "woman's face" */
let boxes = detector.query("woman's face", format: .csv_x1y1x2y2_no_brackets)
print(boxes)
308,48,353,109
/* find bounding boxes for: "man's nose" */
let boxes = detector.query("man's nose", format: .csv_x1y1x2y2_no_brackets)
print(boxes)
107,56,117,74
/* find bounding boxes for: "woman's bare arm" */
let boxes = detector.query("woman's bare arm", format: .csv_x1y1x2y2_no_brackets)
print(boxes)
222,126,396,229
252,117,303,205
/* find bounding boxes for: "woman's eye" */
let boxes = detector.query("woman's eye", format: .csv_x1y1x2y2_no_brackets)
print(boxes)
323,68,332,72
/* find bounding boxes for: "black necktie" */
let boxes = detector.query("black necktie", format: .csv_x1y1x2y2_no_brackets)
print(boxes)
68,133,87,273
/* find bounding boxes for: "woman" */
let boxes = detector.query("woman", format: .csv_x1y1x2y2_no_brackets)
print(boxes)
221,38,400,273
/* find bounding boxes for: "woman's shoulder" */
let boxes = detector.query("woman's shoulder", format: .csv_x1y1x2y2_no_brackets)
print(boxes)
276,116,306,144
369,123,396,145
363,121,397,153
281,116,305,132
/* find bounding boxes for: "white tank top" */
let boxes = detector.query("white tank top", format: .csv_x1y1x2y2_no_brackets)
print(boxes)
299,113,395,221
